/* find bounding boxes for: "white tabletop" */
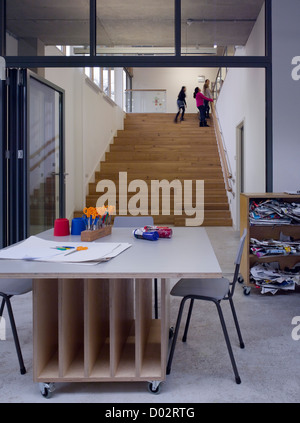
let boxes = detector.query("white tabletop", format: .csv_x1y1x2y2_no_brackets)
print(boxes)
0,227,222,279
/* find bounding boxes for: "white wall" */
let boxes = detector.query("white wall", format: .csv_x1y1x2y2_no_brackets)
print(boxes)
131,67,218,113
272,0,300,192
6,33,18,55
44,48,124,219
216,4,266,228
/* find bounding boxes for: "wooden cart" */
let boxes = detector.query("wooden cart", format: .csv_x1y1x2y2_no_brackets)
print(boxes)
240,193,300,295
0,227,221,397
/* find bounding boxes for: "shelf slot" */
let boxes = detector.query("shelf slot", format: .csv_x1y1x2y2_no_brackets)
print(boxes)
135,278,156,377
59,279,85,378
110,278,135,378
140,320,162,378
33,279,59,380
85,279,110,378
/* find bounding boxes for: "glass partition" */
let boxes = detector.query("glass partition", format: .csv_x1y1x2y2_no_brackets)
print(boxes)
6,0,89,56
29,76,63,234
125,90,167,113
181,0,265,56
5,0,265,58
96,0,175,56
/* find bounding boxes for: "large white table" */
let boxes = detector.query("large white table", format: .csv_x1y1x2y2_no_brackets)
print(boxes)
0,227,221,396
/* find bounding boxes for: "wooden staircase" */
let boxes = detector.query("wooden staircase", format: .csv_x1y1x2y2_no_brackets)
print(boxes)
75,113,232,226
30,174,56,226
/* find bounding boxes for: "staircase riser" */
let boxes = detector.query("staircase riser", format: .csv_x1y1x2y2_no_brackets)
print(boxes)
77,112,232,227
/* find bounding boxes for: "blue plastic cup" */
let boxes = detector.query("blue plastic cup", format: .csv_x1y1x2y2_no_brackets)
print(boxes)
71,217,86,235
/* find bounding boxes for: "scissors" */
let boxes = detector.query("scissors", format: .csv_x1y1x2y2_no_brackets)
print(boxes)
83,207,99,229
65,246,88,256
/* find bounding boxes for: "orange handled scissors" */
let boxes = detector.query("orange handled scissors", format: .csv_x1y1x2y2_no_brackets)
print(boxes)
83,207,95,218
65,246,88,256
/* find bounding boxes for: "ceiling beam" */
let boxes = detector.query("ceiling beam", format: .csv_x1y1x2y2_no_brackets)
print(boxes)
5,54,271,69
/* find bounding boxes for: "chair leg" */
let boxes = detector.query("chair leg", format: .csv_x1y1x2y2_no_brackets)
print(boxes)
0,297,5,316
215,301,241,384
229,297,245,349
166,297,188,375
154,278,158,319
182,298,194,342
4,296,26,375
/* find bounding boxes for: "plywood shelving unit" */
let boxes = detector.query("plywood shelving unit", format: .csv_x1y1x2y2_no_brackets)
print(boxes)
33,278,169,384
240,193,300,288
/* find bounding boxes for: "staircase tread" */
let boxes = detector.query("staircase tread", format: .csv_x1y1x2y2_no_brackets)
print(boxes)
81,113,231,227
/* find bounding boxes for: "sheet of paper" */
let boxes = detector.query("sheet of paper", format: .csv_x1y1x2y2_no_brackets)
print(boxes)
0,236,131,263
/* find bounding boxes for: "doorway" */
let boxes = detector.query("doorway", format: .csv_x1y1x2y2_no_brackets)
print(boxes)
236,120,245,230
0,69,65,247
28,72,65,235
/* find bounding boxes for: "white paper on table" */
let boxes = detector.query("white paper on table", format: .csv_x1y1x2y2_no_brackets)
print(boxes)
0,236,131,263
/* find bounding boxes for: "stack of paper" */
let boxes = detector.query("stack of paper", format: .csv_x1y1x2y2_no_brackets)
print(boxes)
250,237,300,257
250,262,300,294
249,199,300,225
0,236,131,264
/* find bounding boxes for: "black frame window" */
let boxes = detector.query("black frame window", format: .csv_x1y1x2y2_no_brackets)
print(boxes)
0,0,273,191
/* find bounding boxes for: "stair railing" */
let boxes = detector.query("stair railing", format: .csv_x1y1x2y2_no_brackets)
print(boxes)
210,102,234,196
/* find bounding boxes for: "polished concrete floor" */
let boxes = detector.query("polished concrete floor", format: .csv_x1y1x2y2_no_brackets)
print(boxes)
0,227,299,403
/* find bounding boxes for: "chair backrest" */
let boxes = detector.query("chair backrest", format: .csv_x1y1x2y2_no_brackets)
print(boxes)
113,216,154,228
230,229,247,297
234,229,247,265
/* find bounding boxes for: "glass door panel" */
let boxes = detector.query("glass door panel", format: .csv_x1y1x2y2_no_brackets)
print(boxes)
28,76,64,235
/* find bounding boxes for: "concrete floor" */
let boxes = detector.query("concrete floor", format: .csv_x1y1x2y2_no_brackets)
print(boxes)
0,227,299,403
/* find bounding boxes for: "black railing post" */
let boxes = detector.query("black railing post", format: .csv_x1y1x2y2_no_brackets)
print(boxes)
265,0,273,193
175,0,181,57
0,0,6,57
90,0,97,57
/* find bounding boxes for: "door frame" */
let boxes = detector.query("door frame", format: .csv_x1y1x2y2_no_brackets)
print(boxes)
0,76,5,248
236,119,245,230
26,70,65,236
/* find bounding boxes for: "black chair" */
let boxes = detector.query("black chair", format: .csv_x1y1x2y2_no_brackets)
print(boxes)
0,278,32,375
113,216,159,319
166,229,247,384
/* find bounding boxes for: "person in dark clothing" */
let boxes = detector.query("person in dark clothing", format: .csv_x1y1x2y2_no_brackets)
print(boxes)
193,87,213,127
174,86,187,123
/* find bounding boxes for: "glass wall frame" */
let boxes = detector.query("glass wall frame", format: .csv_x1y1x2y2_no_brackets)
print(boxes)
0,0,273,190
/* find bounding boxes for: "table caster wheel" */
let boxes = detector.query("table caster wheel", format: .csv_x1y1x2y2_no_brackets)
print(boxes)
39,382,55,399
147,381,162,395
243,287,251,296
238,276,244,284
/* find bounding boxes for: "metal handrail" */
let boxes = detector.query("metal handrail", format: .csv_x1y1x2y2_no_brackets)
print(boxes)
125,89,166,92
212,48,228,102
211,102,234,195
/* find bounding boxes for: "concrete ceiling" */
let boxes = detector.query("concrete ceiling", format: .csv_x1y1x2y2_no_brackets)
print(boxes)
6,0,265,52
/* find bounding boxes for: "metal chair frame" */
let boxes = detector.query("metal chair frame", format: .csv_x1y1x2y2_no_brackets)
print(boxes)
166,229,247,384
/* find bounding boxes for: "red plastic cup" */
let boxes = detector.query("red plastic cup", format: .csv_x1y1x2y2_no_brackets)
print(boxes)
54,218,70,236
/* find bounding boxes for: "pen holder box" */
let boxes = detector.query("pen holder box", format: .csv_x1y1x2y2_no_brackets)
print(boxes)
80,225,112,242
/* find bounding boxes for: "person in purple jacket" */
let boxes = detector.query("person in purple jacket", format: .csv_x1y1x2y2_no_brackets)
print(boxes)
193,87,213,127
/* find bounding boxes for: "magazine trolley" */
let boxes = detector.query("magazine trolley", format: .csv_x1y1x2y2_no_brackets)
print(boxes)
240,193,300,295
